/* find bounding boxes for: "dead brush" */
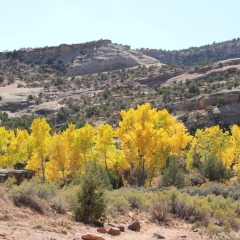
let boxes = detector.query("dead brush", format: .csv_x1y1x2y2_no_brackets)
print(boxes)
150,201,170,224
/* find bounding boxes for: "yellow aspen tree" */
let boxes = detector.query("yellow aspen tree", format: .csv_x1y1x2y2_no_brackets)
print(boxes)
229,125,240,176
95,124,128,172
116,103,191,186
27,118,51,182
0,127,14,167
46,133,69,184
62,124,77,179
186,125,231,170
64,124,95,179
74,124,95,167
5,129,30,168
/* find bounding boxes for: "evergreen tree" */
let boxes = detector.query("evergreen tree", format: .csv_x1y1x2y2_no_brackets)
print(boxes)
161,156,186,189
73,161,107,224
200,157,232,182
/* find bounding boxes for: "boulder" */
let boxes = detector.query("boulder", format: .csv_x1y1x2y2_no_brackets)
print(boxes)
81,233,105,240
107,227,121,235
127,221,141,232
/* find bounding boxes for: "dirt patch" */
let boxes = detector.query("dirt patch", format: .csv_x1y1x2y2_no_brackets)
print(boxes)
0,196,207,240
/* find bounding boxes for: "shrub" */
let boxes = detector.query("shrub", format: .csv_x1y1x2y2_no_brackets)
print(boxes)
217,96,226,107
150,200,170,223
17,83,24,88
73,161,107,224
187,172,205,186
10,178,48,213
200,157,232,182
106,194,130,216
161,156,186,189
205,105,214,112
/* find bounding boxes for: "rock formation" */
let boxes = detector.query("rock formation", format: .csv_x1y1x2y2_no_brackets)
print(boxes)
0,40,160,76
0,169,35,185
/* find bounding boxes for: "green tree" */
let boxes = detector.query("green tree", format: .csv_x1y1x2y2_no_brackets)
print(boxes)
200,156,232,182
73,161,107,224
161,156,186,188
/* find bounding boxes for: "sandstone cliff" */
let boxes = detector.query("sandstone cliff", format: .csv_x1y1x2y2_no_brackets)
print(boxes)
140,38,240,66
0,40,160,76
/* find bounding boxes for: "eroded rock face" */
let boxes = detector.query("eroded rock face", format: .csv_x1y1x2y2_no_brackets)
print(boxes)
66,42,160,76
0,169,35,185
141,37,240,66
0,40,160,76
164,91,240,113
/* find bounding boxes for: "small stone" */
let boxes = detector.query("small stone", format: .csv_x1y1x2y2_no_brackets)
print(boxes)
153,232,165,239
97,228,106,234
117,225,125,232
180,235,187,238
106,223,115,227
193,228,201,232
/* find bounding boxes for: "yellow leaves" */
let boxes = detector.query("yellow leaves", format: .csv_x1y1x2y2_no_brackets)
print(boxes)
27,118,52,181
117,103,191,183
186,125,239,171
46,133,69,183
7,103,240,185
95,124,128,171
5,129,30,167
0,127,14,167
68,124,95,177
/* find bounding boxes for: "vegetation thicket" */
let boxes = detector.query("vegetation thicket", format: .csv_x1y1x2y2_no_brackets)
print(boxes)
1,102,240,238
1,102,240,187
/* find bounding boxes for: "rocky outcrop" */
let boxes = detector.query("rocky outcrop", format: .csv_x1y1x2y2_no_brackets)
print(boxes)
140,38,240,66
0,169,35,185
1,40,160,76
0,100,34,112
135,72,180,86
164,91,240,113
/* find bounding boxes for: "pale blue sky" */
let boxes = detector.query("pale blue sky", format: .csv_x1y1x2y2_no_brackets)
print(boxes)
1,0,240,52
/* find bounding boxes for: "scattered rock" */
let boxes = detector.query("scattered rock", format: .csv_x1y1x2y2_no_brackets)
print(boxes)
153,232,165,239
81,233,105,240
107,227,121,235
61,229,67,235
193,228,201,232
0,169,35,185
117,225,125,232
128,212,134,218
106,223,115,227
181,235,187,238
128,221,141,232
97,228,106,234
